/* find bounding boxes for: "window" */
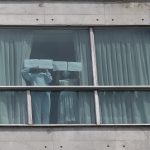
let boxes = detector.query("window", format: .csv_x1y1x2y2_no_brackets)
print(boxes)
0,28,95,124
94,27,150,124
0,91,27,124
1,27,150,125
0,29,93,86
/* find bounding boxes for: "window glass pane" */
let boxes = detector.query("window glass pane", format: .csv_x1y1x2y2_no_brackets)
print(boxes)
94,28,150,85
0,28,92,86
0,91,27,124
31,91,95,124
99,91,150,124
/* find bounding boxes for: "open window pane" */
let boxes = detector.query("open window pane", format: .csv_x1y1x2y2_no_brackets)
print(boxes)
0,28,92,86
94,28,150,85
31,91,95,124
0,91,27,124
99,91,150,124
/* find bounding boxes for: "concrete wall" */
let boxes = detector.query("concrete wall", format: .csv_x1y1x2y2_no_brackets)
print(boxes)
0,2,149,25
0,1,149,150
1,0,150,2
0,126,149,150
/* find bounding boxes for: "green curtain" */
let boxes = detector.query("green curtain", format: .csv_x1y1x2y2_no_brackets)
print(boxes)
0,29,32,124
95,28,150,123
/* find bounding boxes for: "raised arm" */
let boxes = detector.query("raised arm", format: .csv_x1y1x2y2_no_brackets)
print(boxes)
21,68,32,83
44,70,53,84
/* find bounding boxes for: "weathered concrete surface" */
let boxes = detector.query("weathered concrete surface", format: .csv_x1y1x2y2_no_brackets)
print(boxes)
0,0,150,2
0,127,149,150
0,1,149,150
0,2,149,25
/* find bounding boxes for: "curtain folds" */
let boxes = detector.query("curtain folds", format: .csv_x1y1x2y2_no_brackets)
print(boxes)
57,30,95,124
95,28,150,124
0,30,32,124
74,31,95,124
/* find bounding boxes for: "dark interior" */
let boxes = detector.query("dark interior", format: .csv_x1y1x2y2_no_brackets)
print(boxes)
30,32,75,61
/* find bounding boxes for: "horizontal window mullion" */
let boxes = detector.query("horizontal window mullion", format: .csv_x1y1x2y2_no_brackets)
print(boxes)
0,86,150,91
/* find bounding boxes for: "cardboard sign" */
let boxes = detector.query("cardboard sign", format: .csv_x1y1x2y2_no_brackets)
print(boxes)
68,62,82,71
53,61,67,71
24,59,53,69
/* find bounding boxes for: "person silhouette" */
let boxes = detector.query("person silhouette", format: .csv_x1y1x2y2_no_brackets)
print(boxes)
22,67,52,124
57,71,79,124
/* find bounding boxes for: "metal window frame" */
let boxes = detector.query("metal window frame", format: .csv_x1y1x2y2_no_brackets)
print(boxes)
0,86,150,126
27,90,33,124
90,28,101,125
0,27,150,126
0,85,150,91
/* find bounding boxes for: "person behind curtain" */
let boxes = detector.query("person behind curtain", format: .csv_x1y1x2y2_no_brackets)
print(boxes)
57,71,79,124
22,67,52,124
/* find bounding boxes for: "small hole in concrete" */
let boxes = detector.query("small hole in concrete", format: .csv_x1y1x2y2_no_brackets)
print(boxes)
39,3,43,7
36,18,39,21
112,19,114,21
123,145,125,148
96,19,99,21
60,146,63,148
107,145,110,148
142,18,144,21
51,19,54,21
44,146,47,148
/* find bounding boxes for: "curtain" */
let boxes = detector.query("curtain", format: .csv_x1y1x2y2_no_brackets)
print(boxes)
74,30,95,124
57,91,79,124
57,30,95,124
95,28,150,123
0,30,32,124
100,91,150,124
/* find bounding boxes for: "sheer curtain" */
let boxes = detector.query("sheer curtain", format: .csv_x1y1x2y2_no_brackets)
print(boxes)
0,30,32,124
74,30,95,124
57,30,95,124
95,28,150,123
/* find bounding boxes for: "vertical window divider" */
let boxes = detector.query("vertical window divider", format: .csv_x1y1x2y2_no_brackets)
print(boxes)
90,27,101,125
27,90,33,125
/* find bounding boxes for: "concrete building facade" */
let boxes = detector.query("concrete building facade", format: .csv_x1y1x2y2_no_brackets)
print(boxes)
0,0,149,150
